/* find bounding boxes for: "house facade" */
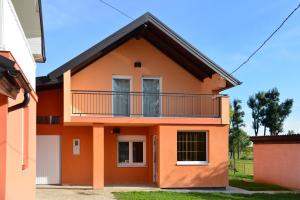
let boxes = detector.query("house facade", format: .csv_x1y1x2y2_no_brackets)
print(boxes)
0,0,45,199
36,13,240,189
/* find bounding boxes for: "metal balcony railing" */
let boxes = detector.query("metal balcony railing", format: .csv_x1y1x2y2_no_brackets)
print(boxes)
71,90,223,118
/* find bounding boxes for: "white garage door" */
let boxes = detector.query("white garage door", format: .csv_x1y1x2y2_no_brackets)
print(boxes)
36,135,61,184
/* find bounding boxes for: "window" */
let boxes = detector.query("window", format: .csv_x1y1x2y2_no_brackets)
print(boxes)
142,78,161,117
177,131,207,165
112,77,131,116
117,135,146,167
37,116,60,124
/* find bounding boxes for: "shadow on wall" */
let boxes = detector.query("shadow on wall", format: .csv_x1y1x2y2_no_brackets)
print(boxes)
162,161,228,188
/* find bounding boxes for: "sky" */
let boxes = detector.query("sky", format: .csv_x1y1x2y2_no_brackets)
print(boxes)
37,0,300,135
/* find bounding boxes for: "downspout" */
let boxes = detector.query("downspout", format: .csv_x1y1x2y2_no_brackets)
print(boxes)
7,69,31,112
8,92,30,112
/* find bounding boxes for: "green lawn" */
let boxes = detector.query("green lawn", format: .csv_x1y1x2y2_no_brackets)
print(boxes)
229,159,253,175
114,191,300,200
229,170,289,191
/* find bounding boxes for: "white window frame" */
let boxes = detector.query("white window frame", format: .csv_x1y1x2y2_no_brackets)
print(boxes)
112,75,132,116
176,131,208,166
117,135,146,167
141,76,162,117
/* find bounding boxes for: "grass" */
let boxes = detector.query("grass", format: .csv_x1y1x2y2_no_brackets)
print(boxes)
229,159,253,175
113,191,300,200
229,168,289,191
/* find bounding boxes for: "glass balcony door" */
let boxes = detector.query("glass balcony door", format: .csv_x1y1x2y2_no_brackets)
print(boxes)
112,77,131,116
142,78,161,117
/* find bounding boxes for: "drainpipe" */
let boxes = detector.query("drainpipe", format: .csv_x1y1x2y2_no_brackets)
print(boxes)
6,68,31,112
8,92,30,112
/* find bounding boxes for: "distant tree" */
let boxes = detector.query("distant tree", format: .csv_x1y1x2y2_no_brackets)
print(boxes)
239,130,251,157
287,130,300,135
264,88,293,136
231,99,245,160
248,88,293,136
247,92,267,136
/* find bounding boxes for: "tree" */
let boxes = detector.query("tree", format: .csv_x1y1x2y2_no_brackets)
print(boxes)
287,130,300,135
239,130,251,158
231,99,245,162
248,88,293,136
264,88,293,136
247,92,266,136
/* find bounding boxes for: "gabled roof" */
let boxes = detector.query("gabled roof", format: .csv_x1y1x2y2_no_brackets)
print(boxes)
40,12,240,89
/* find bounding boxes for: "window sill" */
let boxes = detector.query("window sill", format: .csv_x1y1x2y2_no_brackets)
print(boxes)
117,164,148,168
176,161,208,166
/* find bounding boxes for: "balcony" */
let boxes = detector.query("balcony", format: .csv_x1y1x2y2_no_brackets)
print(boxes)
71,90,223,118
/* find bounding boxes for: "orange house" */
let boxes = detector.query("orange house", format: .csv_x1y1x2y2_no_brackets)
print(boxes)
36,13,240,189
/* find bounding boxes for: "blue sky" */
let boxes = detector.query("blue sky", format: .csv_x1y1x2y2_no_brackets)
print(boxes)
38,0,300,135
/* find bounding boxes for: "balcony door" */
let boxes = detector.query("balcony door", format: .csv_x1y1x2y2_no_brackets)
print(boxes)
142,78,161,117
112,77,131,116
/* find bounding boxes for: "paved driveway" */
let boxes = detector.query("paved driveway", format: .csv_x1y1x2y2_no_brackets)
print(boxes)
36,188,115,200
36,186,159,200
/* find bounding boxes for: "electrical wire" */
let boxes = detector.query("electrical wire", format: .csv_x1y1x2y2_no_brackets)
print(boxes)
231,2,300,74
97,0,134,20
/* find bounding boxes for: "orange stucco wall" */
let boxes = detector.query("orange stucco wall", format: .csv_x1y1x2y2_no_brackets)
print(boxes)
104,126,154,185
71,38,224,94
158,125,229,188
37,89,94,185
253,143,300,190
0,51,37,200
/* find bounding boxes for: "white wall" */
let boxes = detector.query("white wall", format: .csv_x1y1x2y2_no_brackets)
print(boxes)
0,0,37,89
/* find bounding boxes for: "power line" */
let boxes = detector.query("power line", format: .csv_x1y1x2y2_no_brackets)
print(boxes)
231,2,300,74
97,0,134,20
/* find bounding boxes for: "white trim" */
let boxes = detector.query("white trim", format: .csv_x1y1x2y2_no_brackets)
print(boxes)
176,161,208,166
112,75,132,116
141,76,162,117
5,0,35,62
0,0,5,50
117,135,146,167
177,131,208,165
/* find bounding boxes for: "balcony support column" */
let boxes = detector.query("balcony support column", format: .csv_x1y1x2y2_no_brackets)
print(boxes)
92,124,104,189
220,96,230,125
63,70,71,122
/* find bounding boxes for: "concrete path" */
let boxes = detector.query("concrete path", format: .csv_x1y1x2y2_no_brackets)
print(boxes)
36,185,296,200
36,185,159,200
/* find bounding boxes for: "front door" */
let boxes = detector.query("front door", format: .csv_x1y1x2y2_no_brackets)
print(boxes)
36,135,61,184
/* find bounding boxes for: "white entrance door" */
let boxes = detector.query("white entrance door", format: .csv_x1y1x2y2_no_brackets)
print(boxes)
36,135,61,184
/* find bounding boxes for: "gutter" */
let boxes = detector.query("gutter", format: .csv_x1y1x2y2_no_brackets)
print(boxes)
8,92,30,112
0,55,31,111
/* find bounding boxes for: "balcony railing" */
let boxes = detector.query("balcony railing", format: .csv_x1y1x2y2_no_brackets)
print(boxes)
71,90,223,118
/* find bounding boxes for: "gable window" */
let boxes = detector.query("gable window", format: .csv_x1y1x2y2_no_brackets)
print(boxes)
117,135,146,167
177,131,208,165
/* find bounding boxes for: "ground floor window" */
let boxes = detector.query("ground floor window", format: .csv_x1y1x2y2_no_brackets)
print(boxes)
117,135,146,167
177,131,208,165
